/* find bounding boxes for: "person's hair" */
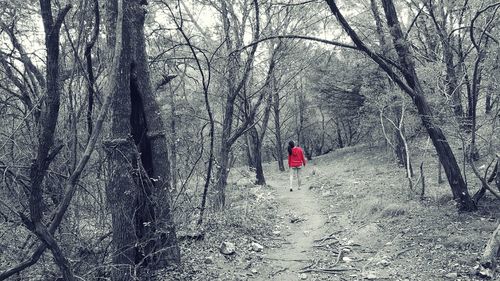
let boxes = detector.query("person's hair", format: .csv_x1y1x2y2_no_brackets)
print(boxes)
288,141,295,155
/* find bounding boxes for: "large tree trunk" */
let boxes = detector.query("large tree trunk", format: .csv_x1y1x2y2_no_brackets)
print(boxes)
130,2,180,267
105,1,180,279
105,138,138,281
325,0,476,211
104,1,137,279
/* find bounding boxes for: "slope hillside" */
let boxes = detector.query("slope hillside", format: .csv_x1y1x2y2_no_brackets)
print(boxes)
165,144,499,281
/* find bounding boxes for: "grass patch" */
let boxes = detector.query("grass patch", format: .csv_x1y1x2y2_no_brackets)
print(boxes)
380,203,408,218
352,196,416,221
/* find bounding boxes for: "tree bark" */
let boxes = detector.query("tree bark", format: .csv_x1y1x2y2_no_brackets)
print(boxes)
104,2,137,279
105,1,180,279
273,76,285,172
27,1,75,280
129,3,180,266
85,0,100,140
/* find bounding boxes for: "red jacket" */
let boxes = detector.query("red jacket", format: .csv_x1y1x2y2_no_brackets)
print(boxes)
288,147,306,168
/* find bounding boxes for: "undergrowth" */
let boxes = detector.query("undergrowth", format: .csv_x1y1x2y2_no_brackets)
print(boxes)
161,183,278,281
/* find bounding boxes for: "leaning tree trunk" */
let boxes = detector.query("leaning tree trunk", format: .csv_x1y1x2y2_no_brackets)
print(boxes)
27,1,75,280
325,0,476,211
379,0,475,211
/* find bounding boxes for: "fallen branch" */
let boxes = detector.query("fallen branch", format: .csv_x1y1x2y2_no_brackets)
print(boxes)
313,244,339,253
270,267,288,276
314,232,338,244
299,267,355,274
476,223,500,278
393,247,415,258
263,257,311,262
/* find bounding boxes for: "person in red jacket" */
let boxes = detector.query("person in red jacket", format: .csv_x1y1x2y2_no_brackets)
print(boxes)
287,141,306,191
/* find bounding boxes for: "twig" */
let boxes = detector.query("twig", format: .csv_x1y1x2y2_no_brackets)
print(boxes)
270,267,288,276
299,268,354,274
263,257,310,262
300,259,319,271
314,232,338,244
393,247,415,258
332,248,343,266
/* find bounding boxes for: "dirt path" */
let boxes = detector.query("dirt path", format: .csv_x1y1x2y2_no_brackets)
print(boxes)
253,171,328,280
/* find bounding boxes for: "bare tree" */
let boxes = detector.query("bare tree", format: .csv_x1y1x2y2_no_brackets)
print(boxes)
325,0,477,211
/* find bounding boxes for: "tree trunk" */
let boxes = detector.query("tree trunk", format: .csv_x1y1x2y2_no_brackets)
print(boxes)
216,142,231,208
28,1,75,280
105,1,180,279
427,2,463,117
104,2,137,279
325,0,476,211
249,127,266,185
127,0,180,268
249,56,276,185
85,0,100,140
105,138,139,281
246,133,256,168
486,51,499,114
273,84,285,172
336,122,344,148
379,0,476,211
169,85,178,191
214,0,261,209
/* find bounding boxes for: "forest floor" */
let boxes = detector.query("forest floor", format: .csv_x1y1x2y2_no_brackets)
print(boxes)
165,144,499,281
